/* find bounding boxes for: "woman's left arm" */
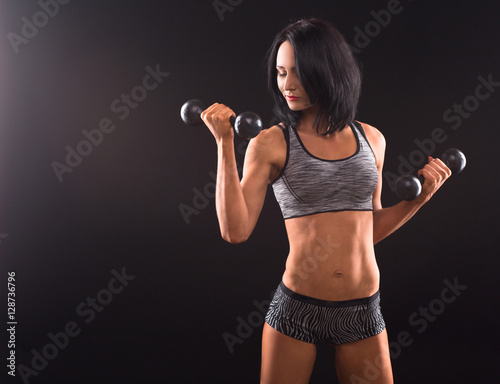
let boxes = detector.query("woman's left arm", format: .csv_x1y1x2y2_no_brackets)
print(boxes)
362,123,452,244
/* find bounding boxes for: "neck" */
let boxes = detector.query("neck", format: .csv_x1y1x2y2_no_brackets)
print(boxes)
298,107,330,136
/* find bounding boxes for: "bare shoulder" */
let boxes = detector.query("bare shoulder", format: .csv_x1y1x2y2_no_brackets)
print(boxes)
357,121,386,165
247,124,286,159
252,124,286,146
358,121,385,147
244,124,287,182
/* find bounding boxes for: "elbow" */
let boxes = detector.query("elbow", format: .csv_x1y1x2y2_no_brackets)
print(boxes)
221,229,250,244
373,227,393,245
372,225,387,245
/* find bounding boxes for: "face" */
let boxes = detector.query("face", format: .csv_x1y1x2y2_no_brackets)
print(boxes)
276,40,312,112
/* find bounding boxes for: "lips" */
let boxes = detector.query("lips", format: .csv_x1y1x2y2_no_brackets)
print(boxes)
285,95,300,101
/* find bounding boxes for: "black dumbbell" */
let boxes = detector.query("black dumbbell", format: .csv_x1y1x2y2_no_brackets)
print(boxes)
395,148,466,201
180,99,263,140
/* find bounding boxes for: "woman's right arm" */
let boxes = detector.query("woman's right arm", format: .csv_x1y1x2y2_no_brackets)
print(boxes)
201,103,283,243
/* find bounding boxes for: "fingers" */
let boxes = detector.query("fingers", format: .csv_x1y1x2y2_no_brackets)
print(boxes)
200,103,236,142
416,156,453,203
201,103,235,125
431,157,452,177
422,157,452,183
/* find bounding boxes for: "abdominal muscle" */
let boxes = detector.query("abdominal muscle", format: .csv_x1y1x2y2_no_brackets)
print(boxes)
281,210,379,301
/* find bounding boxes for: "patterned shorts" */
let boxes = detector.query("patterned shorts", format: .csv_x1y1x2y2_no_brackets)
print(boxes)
265,281,386,345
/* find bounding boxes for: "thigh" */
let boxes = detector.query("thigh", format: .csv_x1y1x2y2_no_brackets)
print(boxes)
261,323,317,384
334,329,393,384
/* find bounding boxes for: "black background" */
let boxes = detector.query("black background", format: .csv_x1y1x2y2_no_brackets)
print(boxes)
1,0,499,383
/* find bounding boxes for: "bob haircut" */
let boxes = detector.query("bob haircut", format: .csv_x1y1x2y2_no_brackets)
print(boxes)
266,18,362,135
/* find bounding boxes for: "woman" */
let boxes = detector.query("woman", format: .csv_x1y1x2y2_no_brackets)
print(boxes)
201,18,451,384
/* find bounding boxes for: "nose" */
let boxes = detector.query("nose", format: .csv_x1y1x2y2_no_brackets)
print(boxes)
283,74,297,91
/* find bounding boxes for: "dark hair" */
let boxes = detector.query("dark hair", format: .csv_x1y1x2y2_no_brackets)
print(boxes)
266,18,362,135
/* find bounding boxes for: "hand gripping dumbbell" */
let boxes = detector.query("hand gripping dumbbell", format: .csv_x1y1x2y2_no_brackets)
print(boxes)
180,99,263,140
395,148,467,201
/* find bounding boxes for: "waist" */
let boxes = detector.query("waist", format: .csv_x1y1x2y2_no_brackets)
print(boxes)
283,211,379,301
278,281,380,308
283,256,379,301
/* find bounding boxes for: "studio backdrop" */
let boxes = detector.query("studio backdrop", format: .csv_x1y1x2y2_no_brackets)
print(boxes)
1,1,499,383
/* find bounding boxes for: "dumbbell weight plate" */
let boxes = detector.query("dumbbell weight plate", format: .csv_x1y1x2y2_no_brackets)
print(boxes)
180,99,205,126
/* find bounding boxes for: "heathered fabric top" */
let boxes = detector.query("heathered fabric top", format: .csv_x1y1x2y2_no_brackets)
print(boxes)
271,121,378,220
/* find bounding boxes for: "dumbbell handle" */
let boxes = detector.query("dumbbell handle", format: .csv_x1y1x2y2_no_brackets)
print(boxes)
420,149,466,183
395,148,466,201
180,99,262,140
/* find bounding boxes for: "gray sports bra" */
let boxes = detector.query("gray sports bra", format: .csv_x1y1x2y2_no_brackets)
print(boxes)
271,121,378,220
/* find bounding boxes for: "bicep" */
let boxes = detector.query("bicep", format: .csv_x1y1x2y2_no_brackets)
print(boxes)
240,134,277,230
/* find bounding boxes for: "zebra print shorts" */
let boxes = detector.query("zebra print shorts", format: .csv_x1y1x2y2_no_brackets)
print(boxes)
265,281,386,345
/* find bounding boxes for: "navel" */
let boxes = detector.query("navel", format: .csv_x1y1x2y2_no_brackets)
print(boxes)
334,270,343,278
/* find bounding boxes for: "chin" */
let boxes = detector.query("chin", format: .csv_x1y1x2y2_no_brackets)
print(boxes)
287,103,308,111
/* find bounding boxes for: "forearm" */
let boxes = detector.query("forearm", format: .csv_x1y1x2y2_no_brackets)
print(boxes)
215,138,250,243
372,196,428,244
